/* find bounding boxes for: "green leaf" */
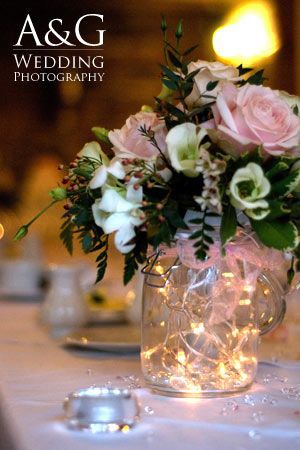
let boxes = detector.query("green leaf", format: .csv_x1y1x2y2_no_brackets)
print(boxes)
160,64,180,83
167,50,182,69
162,78,178,91
293,105,299,116
164,200,187,229
245,69,265,85
265,162,289,180
82,233,92,253
271,169,300,196
236,64,253,76
251,219,299,251
206,80,219,91
266,200,291,220
220,205,237,246
183,44,199,56
95,236,108,283
59,220,73,255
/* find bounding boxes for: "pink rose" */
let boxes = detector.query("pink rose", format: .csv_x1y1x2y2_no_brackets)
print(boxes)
186,60,241,108
207,83,300,156
108,112,167,160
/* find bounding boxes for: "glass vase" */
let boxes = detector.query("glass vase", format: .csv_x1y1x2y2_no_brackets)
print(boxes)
141,228,286,397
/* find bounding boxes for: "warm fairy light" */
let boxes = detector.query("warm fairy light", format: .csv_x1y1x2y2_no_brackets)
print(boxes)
160,320,165,327
233,359,241,370
121,425,130,433
222,272,234,278
212,1,280,65
239,298,252,306
218,362,228,378
155,264,164,275
243,285,254,293
232,328,239,338
191,322,205,334
177,350,187,365
264,288,270,296
0,224,4,240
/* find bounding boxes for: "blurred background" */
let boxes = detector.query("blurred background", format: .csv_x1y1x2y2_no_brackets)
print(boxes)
0,0,299,263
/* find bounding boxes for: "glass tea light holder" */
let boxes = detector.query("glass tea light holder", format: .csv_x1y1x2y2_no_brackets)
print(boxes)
63,387,140,432
141,228,286,398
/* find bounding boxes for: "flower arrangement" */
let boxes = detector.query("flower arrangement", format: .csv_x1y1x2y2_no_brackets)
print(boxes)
15,18,300,285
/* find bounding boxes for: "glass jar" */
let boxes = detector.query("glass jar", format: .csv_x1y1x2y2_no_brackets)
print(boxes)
141,229,286,397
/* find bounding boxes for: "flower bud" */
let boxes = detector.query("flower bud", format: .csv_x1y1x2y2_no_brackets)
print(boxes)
13,225,28,241
49,187,67,201
141,105,153,113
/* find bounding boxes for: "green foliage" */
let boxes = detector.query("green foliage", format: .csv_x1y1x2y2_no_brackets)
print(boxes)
271,170,300,196
123,232,147,284
251,219,299,251
60,219,74,255
95,235,109,283
236,64,253,76
220,204,237,246
189,210,217,260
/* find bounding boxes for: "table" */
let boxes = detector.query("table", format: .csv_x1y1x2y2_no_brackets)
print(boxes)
0,300,300,450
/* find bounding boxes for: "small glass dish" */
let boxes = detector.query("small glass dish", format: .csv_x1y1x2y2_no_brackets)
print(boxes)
63,387,140,432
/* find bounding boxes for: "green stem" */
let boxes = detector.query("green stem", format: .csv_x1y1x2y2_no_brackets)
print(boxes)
25,199,58,227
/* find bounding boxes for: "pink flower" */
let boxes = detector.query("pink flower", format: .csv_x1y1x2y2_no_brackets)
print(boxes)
207,83,300,156
108,112,167,160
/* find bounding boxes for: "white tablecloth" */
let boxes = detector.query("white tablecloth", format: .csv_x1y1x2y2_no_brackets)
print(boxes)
0,300,300,450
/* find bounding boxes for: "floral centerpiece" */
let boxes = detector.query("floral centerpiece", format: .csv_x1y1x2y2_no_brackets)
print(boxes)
15,19,300,284
15,18,300,396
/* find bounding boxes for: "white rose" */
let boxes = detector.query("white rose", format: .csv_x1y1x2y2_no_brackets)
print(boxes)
230,162,271,220
185,60,241,108
276,90,300,115
92,182,144,253
166,123,207,177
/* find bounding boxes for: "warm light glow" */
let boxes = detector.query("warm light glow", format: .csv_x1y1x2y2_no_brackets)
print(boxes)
191,322,205,334
222,272,234,278
177,350,187,365
243,285,254,293
213,2,280,64
0,224,4,240
239,298,252,306
219,362,228,378
155,264,164,275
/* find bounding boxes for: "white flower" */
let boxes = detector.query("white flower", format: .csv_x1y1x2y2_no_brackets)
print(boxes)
185,60,241,108
166,123,207,177
230,162,271,220
91,182,144,253
89,158,125,189
276,90,300,114
77,141,108,163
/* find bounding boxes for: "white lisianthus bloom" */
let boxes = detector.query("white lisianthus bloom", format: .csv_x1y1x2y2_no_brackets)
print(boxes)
166,123,207,177
77,141,109,163
230,162,271,220
92,182,144,253
89,158,125,189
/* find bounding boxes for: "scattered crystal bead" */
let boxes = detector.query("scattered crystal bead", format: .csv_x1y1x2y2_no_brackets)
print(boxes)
244,394,255,406
248,430,261,440
144,406,154,415
252,411,264,423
